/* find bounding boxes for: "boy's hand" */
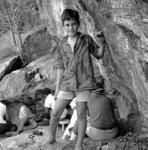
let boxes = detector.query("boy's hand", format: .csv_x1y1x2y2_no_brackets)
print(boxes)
95,31,105,44
95,31,103,37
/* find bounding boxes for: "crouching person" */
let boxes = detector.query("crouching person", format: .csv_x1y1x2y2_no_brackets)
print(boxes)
0,100,17,136
6,95,37,136
72,91,118,141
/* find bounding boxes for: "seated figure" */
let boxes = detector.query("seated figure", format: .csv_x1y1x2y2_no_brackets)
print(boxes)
69,77,118,141
86,91,118,140
0,100,17,136
6,94,37,136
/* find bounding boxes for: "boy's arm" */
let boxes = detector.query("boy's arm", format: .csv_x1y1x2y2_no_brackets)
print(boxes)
17,117,28,134
5,109,10,122
54,68,64,99
54,41,65,99
95,36,105,59
88,32,105,59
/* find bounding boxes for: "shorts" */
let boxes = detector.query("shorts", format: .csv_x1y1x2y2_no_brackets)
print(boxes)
57,90,91,102
86,126,118,141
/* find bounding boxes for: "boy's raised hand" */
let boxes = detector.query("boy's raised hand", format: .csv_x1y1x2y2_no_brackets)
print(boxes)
95,30,103,36
95,30,105,43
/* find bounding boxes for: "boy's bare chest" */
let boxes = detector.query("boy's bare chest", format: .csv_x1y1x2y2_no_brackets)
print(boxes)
67,37,77,53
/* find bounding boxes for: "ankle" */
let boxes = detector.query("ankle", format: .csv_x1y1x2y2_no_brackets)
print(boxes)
75,143,83,150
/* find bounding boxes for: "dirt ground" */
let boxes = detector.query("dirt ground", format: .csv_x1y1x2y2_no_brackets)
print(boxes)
1,125,148,150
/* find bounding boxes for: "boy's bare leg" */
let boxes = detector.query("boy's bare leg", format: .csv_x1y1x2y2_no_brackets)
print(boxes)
48,98,70,144
75,102,87,150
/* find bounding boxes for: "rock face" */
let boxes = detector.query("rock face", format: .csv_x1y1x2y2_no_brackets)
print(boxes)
0,55,22,81
0,0,148,136
0,54,57,100
0,27,60,100
35,0,148,135
22,27,59,63
78,0,148,135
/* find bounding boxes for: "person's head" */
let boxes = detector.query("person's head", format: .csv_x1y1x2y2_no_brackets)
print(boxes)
34,88,51,101
61,9,80,37
23,94,34,106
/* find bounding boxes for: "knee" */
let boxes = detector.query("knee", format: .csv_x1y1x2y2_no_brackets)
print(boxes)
10,124,17,131
77,110,87,120
51,109,61,120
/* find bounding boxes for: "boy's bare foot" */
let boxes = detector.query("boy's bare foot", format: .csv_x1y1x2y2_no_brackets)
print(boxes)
75,144,83,150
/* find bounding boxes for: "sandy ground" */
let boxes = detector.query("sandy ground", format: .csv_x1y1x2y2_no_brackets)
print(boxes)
0,125,68,150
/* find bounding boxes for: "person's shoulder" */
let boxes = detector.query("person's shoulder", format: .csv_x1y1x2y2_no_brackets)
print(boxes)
80,32,91,37
46,94,54,98
20,104,30,111
57,36,67,50
80,33,92,42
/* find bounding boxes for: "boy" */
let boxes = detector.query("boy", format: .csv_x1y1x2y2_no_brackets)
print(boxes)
48,8,104,150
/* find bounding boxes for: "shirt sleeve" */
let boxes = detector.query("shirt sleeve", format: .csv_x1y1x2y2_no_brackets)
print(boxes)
87,35,100,58
44,94,55,109
54,42,65,70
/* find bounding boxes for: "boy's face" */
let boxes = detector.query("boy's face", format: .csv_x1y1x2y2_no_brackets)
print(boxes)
63,19,79,37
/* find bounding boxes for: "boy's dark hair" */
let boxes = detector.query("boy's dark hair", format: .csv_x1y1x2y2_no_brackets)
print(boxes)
61,9,80,25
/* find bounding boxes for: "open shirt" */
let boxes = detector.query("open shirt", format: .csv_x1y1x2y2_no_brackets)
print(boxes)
55,32,101,91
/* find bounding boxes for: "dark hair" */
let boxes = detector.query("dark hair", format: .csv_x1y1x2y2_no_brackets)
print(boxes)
34,88,51,99
61,9,80,25
0,100,10,106
23,94,34,106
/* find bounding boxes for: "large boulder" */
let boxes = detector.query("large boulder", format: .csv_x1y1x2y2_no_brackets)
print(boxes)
0,32,18,60
0,54,57,100
22,27,59,63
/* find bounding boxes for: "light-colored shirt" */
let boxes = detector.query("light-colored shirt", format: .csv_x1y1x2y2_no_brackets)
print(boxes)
44,94,55,109
19,105,32,119
44,94,67,119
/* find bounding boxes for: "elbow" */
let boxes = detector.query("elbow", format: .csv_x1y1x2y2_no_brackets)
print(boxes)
98,46,105,58
94,48,104,59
